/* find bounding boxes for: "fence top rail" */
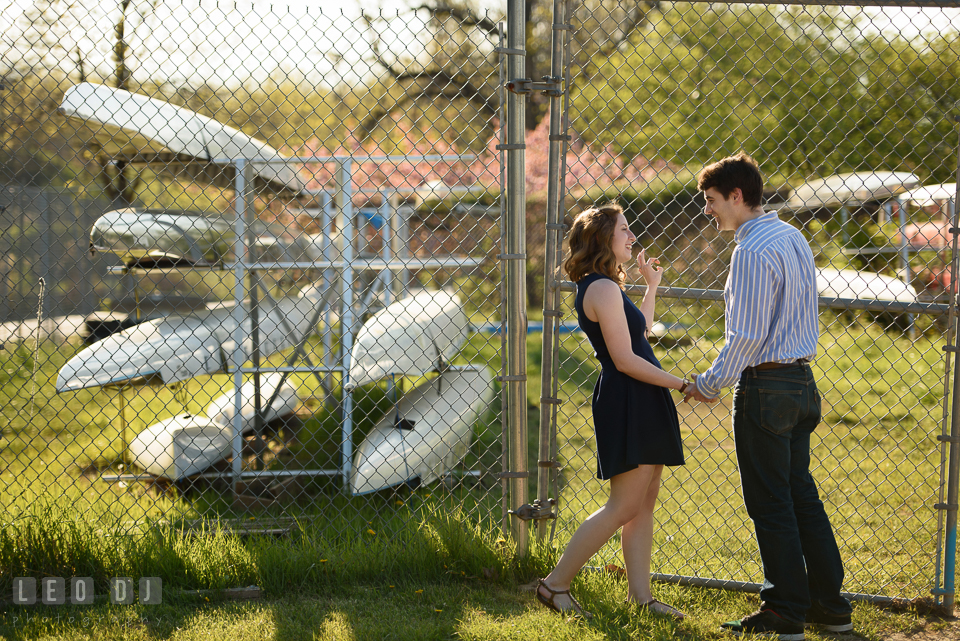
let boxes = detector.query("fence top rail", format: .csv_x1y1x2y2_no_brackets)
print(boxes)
557,281,950,316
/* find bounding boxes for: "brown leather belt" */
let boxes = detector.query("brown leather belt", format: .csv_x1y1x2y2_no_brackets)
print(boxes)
752,359,808,371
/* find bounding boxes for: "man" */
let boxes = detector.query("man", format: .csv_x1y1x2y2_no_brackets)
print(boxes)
685,153,852,640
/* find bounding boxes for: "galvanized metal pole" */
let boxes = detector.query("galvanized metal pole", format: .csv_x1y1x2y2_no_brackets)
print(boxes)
248,196,263,472
505,0,529,554
231,159,254,496
379,192,393,306
938,123,960,612
496,22,511,535
943,314,960,612
321,191,336,405
337,159,356,491
536,0,571,541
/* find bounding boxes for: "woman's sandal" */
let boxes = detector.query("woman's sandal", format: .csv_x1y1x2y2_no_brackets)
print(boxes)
632,597,686,621
536,579,594,619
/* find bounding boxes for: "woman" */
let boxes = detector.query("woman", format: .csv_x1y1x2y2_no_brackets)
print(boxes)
536,203,689,620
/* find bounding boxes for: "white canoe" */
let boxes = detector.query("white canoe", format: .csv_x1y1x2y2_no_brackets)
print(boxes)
89,208,313,269
56,295,317,392
900,183,957,208
59,82,305,195
205,373,299,431
348,290,468,388
816,268,917,303
350,366,494,495
128,413,231,480
784,171,920,213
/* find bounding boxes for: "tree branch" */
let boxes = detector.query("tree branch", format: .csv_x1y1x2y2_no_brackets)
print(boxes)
412,3,499,36
357,69,497,140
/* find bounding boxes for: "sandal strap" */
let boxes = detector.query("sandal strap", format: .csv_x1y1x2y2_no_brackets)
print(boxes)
537,579,570,598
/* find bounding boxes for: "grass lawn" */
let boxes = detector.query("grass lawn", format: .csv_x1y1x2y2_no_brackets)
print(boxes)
0,508,955,640
0,590,956,641
0,305,956,639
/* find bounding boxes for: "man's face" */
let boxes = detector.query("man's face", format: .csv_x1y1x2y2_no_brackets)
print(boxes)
703,187,740,232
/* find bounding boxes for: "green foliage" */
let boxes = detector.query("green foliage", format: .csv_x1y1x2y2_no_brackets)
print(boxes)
573,171,702,238
573,3,960,183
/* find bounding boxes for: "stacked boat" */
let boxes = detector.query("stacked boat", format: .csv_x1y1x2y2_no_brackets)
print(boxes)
347,290,494,495
127,374,299,480
55,83,494,492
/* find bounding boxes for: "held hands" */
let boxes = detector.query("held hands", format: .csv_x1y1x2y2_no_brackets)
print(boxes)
637,248,662,289
682,375,718,404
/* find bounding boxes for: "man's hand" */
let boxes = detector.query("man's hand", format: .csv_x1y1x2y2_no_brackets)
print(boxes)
683,375,718,403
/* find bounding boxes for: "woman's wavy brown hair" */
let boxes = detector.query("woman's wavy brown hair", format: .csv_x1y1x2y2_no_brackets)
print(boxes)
562,203,626,287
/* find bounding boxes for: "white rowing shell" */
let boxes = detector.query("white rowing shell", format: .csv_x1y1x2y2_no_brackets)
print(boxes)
348,290,468,388
350,366,494,495
128,375,299,480
128,414,231,480
784,171,920,212
816,268,917,303
59,82,305,195
89,208,314,269
56,295,317,392
205,373,299,432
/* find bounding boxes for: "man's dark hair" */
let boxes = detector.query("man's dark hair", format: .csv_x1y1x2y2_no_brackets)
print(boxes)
697,152,764,209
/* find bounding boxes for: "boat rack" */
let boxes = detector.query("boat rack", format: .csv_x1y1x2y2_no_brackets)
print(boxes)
110,154,480,499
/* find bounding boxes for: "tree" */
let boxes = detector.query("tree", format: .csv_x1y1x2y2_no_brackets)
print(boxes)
572,3,960,185
355,0,661,141
95,0,142,206
1,0,160,203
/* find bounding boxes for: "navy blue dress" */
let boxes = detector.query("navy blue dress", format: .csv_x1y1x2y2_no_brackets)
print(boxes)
575,273,685,479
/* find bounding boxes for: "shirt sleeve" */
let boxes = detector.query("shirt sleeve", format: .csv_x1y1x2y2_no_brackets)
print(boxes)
696,248,777,398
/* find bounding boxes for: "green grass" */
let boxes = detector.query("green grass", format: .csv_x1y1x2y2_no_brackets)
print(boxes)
0,312,955,638
0,502,954,640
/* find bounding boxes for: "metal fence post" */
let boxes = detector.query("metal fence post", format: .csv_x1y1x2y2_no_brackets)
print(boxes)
936,121,960,612
504,0,529,554
231,159,253,497
941,313,960,611
536,0,573,541
337,159,356,491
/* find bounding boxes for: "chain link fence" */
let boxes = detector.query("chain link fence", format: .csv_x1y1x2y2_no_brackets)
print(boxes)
3,0,959,607
0,3,508,540
0,186,117,329
539,1,959,604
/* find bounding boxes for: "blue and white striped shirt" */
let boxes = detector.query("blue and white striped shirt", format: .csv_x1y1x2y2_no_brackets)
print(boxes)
695,211,819,399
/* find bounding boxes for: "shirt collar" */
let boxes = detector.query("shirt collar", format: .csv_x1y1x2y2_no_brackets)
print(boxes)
735,210,779,244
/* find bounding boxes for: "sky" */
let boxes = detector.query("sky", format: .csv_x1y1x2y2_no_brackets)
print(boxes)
1,1,957,88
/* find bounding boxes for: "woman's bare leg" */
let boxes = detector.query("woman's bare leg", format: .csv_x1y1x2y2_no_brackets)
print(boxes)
622,465,662,603
539,465,663,611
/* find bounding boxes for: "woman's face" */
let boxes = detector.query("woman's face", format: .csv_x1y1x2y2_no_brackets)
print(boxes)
610,212,636,264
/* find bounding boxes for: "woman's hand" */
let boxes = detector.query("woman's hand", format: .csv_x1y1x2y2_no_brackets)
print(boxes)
637,248,662,289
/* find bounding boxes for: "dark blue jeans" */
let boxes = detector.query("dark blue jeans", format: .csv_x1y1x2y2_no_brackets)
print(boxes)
733,363,851,623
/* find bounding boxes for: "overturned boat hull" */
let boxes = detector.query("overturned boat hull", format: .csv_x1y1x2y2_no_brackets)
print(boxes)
56,295,317,392
348,290,468,388
128,414,232,480
205,373,299,431
816,268,917,303
350,366,494,495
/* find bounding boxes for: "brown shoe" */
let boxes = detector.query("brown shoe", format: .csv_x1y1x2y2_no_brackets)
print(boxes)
535,579,593,619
